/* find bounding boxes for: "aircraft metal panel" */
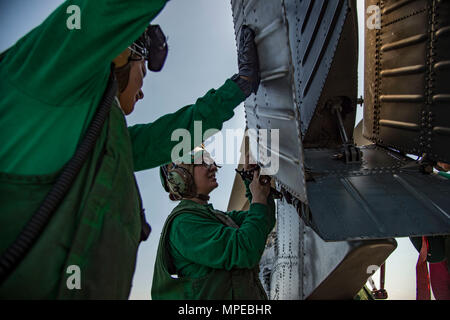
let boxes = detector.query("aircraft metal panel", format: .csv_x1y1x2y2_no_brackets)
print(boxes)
432,0,450,162
285,0,358,148
363,0,378,141
230,0,307,203
285,0,343,135
305,235,397,300
268,199,301,300
304,145,450,241
364,0,450,163
231,0,358,202
265,199,397,299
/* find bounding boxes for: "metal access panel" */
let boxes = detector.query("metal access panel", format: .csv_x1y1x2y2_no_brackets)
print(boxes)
261,199,397,300
231,0,307,202
304,144,450,241
364,0,450,163
285,0,359,148
230,0,358,203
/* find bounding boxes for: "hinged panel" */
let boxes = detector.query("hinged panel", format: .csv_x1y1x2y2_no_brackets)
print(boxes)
364,0,450,163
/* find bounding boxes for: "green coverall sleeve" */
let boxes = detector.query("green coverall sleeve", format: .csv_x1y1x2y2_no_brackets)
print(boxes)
128,79,246,171
226,179,252,226
227,179,276,227
169,202,276,271
5,0,167,105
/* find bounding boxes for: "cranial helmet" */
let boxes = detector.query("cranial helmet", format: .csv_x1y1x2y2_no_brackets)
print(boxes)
160,146,219,201
113,24,168,92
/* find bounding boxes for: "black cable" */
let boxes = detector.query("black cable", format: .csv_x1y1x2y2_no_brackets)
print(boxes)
0,67,118,285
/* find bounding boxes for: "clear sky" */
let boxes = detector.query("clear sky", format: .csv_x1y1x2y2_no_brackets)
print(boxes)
0,0,425,300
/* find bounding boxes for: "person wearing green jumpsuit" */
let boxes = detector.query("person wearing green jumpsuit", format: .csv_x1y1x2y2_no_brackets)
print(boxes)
153,151,275,299
0,0,260,299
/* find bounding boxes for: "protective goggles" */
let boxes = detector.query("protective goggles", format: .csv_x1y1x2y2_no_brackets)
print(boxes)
129,24,168,72
195,152,222,170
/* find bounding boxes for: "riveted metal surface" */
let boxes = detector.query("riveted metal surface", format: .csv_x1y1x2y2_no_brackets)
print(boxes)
231,0,307,202
284,0,358,148
431,0,450,162
364,0,450,163
266,199,397,299
304,145,450,241
268,200,301,300
231,0,450,243
258,227,277,296
230,0,358,203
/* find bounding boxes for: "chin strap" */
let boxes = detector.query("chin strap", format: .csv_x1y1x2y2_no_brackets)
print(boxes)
180,193,210,202
196,194,210,202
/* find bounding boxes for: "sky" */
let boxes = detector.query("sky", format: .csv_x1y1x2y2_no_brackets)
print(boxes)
0,0,426,300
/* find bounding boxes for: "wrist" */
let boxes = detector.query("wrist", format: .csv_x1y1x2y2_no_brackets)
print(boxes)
252,196,267,205
231,73,252,98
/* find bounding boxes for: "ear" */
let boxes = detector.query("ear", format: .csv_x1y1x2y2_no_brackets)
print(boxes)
113,48,131,68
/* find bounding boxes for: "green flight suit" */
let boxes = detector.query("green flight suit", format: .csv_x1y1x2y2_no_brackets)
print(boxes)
152,183,276,300
0,0,246,299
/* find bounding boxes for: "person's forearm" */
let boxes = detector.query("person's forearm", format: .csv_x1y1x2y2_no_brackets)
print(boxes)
225,202,275,268
129,78,245,171
252,196,267,206
243,177,269,205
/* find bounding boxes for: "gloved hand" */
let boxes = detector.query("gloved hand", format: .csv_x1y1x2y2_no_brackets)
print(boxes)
233,25,260,97
249,169,270,205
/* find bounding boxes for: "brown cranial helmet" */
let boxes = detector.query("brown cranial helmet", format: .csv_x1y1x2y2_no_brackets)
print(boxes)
159,146,219,201
113,24,168,92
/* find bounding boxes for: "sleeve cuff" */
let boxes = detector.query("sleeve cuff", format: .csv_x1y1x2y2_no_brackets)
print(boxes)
231,74,252,98
224,77,247,103
196,78,246,120
249,202,268,215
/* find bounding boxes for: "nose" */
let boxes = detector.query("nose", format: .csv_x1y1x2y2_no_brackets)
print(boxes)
209,163,218,172
138,90,144,100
